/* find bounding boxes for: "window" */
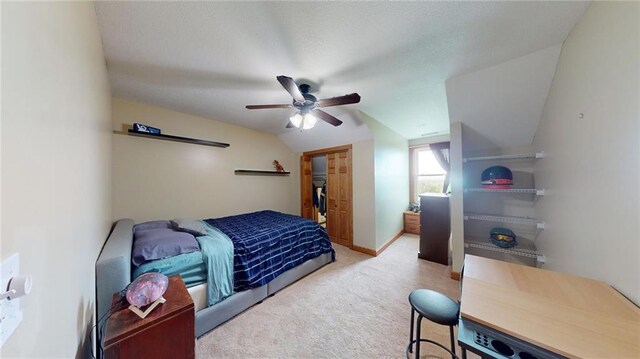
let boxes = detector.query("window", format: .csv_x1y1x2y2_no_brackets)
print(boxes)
410,146,447,201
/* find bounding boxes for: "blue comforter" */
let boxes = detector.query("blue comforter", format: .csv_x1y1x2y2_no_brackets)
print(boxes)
205,210,335,291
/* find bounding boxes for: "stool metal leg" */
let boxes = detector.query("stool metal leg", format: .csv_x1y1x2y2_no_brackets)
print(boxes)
449,325,456,359
409,309,415,353
415,315,423,359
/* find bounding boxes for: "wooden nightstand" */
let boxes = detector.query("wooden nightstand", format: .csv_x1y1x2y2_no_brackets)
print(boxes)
103,275,195,359
403,211,421,234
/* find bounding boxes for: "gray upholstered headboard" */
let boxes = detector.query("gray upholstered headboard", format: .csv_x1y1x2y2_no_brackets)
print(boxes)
95,219,134,324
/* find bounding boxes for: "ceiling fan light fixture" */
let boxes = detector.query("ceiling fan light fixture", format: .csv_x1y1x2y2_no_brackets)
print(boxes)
248,75,356,129
302,113,317,130
290,112,317,130
290,113,303,128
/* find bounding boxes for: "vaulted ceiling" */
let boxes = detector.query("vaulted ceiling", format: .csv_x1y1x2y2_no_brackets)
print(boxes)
95,1,588,140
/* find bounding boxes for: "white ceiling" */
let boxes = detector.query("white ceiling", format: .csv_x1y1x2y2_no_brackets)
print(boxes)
95,1,588,140
446,44,563,149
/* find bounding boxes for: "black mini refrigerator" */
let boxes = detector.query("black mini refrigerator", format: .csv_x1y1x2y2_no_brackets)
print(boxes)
418,193,450,265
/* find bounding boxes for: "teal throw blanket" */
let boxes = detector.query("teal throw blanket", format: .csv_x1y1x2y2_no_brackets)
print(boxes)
196,222,235,306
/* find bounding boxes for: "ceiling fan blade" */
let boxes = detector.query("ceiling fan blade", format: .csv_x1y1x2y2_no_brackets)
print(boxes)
317,93,361,108
313,109,343,127
246,104,293,110
277,75,305,102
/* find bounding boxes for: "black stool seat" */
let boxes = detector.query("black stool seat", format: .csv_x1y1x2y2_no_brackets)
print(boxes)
409,289,459,326
407,289,462,359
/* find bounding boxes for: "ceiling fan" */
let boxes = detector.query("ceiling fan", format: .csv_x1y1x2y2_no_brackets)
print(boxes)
246,75,361,129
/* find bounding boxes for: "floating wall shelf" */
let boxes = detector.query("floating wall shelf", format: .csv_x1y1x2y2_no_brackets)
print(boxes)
235,170,290,176
463,152,544,163
465,188,545,196
115,129,230,148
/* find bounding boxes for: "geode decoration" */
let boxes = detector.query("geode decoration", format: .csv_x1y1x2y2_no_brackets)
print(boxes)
126,272,169,307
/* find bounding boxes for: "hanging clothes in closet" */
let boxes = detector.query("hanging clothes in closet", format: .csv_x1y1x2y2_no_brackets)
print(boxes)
318,182,326,216
312,183,319,208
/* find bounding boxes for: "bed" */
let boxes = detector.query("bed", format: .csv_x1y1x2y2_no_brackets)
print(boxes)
95,210,335,341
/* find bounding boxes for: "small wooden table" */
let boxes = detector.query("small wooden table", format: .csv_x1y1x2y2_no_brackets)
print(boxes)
103,275,195,359
459,255,640,358
403,211,420,234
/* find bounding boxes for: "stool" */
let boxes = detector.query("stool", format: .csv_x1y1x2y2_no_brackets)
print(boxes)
408,289,460,359
405,339,459,359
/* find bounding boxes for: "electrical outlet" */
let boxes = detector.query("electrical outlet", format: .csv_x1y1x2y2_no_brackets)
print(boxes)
0,253,23,348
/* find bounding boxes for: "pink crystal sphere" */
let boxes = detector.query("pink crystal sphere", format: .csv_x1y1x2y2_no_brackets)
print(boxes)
126,272,169,307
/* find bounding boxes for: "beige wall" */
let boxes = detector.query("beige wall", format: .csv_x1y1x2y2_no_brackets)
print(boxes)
448,122,464,273
112,98,298,222
352,140,376,249
361,113,409,249
533,2,639,303
1,2,112,358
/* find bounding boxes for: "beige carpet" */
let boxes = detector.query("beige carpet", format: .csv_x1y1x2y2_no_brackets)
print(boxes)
196,234,463,358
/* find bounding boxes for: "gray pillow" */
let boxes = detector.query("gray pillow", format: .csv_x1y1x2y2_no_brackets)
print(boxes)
133,220,172,233
132,228,200,266
171,219,208,237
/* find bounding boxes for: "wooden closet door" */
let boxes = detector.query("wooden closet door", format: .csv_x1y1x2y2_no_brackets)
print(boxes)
336,150,352,248
300,155,313,219
326,153,338,241
326,150,353,248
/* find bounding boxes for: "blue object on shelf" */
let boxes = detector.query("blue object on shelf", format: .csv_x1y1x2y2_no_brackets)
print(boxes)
489,227,517,248
481,165,513,189
133,123,161,134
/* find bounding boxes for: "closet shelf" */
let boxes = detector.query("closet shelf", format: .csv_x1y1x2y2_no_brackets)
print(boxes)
465,188,545,196
119,129,230,148
464,213,545,229
464,239,545,263
234,170,290,176
463,152,543,163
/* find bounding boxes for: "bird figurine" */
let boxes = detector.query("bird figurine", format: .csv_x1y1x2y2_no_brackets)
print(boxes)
273,160,285,172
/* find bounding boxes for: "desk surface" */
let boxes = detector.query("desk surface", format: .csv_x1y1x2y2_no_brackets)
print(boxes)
461,255,640,358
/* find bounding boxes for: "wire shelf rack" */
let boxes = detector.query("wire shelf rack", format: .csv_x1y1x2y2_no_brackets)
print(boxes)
464,188,545,196
464,213,545,229
464,239,545,262
463,152,544,163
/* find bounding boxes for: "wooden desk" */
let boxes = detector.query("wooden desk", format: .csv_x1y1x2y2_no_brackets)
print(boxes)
103,275,195,359
459,255,640,358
